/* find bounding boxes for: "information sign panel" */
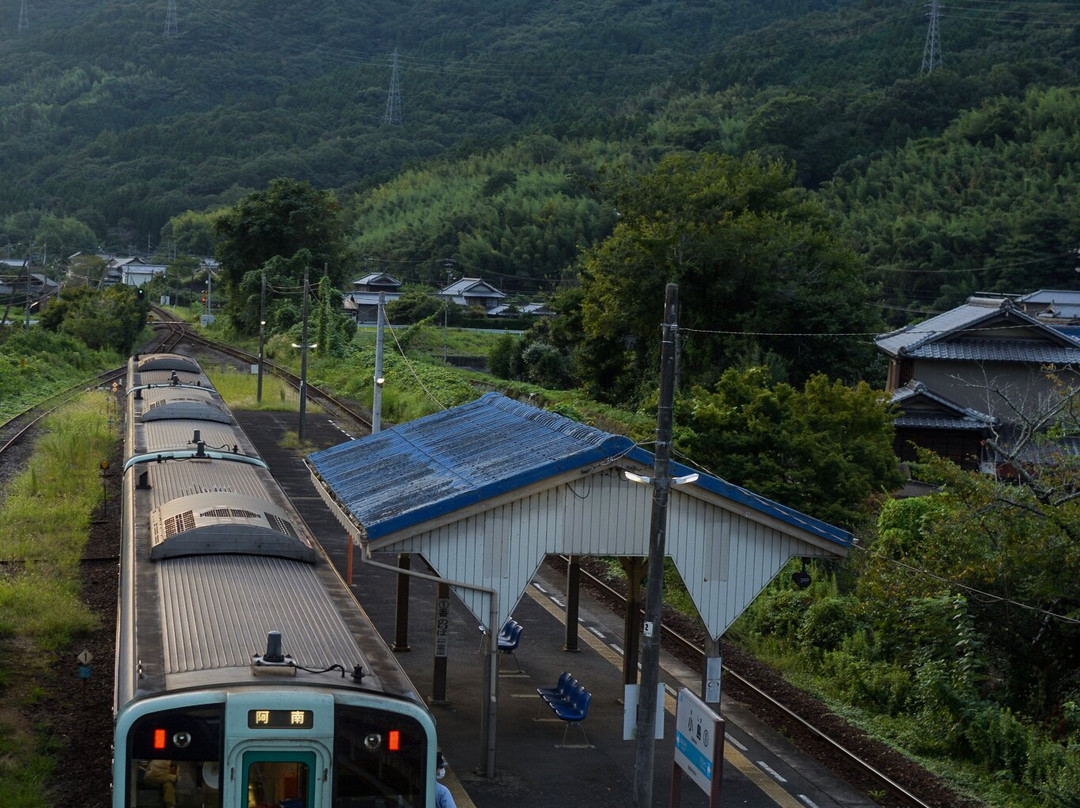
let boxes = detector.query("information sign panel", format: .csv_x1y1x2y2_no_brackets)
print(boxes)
673,688,724,805
434,597,450,657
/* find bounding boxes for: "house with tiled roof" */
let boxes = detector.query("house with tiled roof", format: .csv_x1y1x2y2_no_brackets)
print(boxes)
876,294,1080,470
438,277,506,313
344,273,403,323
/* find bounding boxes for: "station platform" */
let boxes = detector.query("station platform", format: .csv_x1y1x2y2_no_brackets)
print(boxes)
236,410,878,808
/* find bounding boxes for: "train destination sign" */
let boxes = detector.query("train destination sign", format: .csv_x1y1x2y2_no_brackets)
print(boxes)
248,709,314,729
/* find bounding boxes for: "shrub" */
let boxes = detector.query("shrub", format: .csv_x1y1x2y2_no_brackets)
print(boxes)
798,595,859,653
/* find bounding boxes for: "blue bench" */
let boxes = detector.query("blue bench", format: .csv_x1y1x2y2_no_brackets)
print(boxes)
497,619,524,672
536,672,592,746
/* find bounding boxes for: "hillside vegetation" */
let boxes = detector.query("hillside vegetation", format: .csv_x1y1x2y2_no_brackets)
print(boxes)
2,1,1079,322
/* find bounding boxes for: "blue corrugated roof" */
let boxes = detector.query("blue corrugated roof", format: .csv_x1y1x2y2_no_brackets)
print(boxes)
308,393,851,548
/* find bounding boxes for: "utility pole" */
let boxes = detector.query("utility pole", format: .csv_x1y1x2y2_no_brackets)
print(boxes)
372,292,386,434
299,267,310,443
383,48,403,126
632,283,679,808
17,0,28,33
257,270,266,404
442,260,454,365
921,0,943,74
164,0,178,38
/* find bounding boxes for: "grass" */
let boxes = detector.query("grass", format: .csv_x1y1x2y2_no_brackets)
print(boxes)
206,368,323,413
0,392,116,807
354,323,510,358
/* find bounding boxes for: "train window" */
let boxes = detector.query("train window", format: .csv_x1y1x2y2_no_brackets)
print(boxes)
244,752,314,808
127,705,223,808
333,705,428,807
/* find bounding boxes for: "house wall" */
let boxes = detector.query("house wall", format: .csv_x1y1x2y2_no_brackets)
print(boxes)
911,359,1080,420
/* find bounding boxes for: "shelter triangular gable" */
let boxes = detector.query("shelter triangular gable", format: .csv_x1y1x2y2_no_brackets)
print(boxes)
308,394,851,640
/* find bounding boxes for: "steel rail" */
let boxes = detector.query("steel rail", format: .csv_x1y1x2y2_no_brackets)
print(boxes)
0,366,127,459
0,319,187,463
568,559,935,808
151,308,373,430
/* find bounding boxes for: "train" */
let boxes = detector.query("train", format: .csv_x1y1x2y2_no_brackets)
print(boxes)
115,352,437,808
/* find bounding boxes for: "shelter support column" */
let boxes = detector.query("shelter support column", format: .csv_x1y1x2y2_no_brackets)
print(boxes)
620,557,647,685
702,635,722,706
393,553,411,652
564,555,581,651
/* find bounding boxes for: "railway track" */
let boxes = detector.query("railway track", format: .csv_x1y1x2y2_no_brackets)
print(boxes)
568,559,939,808
0,319,187,467
150,307,373,430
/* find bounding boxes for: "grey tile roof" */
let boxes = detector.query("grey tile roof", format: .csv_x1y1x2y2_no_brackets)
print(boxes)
906,337,1080,363
895,415,993,430
876,297,1080,360
890,380,996,429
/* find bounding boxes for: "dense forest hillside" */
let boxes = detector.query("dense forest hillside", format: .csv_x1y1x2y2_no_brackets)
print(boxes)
2,0,1078,320
0,0,852,244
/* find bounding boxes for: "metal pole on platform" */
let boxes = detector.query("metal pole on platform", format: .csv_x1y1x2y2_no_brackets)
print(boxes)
299,267,310,443
372,291,385,433
633,282,679,808
257,270,266,404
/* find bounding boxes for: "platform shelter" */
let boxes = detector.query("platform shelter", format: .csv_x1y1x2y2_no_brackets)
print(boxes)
306,393,852,772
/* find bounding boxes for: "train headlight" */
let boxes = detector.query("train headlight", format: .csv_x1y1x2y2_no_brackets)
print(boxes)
172,731,192,749
363,733,382,751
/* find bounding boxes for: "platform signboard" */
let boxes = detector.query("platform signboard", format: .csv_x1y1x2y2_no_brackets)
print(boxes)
672,688,724,807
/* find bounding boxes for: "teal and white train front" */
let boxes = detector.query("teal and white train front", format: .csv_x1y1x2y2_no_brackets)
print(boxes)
115,354,437,808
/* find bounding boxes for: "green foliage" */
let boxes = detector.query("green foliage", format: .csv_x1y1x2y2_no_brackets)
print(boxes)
349,139,619,289
385,287,457,326
37,284,147,354
488,332,520,380
214,179,346,335
824,87,1080,322
678,367,903,528
574,152,881,404
0,326,120,419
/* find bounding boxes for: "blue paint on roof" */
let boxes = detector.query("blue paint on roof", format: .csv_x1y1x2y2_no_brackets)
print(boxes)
309,393,852,548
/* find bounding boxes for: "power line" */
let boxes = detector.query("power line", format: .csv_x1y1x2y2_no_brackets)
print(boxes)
850,543,1080,625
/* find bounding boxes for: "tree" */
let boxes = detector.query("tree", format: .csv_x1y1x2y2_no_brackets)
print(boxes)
861,452,1080,723
574,152,880,405
33,214,99,261
40,285,146,355
678,367,904,529
213,179,346,335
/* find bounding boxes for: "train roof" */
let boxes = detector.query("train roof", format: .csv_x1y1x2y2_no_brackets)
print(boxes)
122,353,421,703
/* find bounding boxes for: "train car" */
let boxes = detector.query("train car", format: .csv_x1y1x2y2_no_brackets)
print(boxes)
115,352,437,808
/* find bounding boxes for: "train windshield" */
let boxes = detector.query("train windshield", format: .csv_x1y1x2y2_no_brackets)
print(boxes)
126,704,223,808
333,704,429,807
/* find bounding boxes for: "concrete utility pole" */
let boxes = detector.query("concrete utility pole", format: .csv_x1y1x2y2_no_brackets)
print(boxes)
372,292,386,433
257,270,266,404
633,282,679,808
299,267,310,443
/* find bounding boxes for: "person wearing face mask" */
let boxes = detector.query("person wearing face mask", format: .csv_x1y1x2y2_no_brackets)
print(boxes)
435,752,458,808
